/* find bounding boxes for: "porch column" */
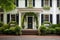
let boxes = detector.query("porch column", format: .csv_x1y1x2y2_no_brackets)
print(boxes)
19,12,21,26
53,14,56,24
39,13,41,27
4,13,7,24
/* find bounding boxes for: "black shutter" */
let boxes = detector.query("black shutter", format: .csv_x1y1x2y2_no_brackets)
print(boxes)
16,0,18,7
1,14,3,22
7,14,10,23
50,14,52,23
41,14,43,24
50,0,52,7
16,14,19,24
33,0,35,7
25,0,27,7
57,14,59,24
41,0,43,7
57,0,59,7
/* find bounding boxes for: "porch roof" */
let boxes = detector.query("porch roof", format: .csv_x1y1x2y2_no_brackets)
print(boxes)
17,8,43,12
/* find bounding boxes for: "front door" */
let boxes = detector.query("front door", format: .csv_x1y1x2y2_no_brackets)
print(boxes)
28,17,33,29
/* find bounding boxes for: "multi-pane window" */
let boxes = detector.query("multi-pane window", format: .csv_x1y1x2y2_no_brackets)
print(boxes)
7,14,19,24
44,14,49,21
0,14,3,22
25,0,35,7
41,14,52,24
41,0,52,7
57,0,60,7
14,0,18,7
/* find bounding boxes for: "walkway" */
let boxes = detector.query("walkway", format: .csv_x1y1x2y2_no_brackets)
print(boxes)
0,35,60,40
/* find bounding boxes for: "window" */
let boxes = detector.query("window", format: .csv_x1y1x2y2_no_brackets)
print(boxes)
57,14,60,24
44,14,49,21
41,0,52,7
41,14,52,24
14,0,18,7
0,14,3,22
25,0,35,7
57,0,60,7
7,14,19,24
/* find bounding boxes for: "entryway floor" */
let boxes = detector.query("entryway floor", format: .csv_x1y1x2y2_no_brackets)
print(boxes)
0,35,60,40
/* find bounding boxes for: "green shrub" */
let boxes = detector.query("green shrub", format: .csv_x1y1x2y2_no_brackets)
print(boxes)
3,24,9,29
51,24,57,28
40,25,47,35
9,27,16,31
0,27,4,33
0,22,4,27
4,29,10,34
15,25,22,35
46,28,56,34
55,27,60,35
8,21,17,27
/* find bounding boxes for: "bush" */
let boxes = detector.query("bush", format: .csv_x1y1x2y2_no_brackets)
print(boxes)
46,28,56,34
51,24,58,28
2,24,9,29
55,27,60,35
8,21,17,27
0,22,4,27
15,25,22,35
0,27,4,33
40,25,47,35
43,6,50,10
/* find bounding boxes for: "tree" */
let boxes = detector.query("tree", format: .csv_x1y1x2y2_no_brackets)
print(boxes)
0,0,16,12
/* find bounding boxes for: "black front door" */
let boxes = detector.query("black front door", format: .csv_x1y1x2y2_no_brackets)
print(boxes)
28,17,33,29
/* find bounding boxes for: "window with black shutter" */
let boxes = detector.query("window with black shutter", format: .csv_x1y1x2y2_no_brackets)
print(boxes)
50,14,52,23
50,0,52,7
25,0,27,7
16,14,19,24
41,0,43,7
57,14,59,24
0,14,3,22
33,0,35,7
7,14,10,23
41,14,43,24
57,0,59,7
14,0,18,7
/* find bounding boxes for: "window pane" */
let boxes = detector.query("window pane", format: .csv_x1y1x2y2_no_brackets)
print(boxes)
0,14,3,22
44,15,49,21
11,14,15,21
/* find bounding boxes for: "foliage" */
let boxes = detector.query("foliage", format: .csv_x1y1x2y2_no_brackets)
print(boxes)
43,6,50,10
43,21,51,24
0,27,4,33
8,21,17,27
51,24,58,28
0,22,4,27
40,25,47,35
2,24,9,29
0,0,16,12
55,27,60,35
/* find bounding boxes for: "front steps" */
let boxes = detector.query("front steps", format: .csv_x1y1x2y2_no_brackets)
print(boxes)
22,29,38,35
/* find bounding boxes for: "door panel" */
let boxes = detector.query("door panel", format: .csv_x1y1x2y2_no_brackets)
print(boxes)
28,17,33,29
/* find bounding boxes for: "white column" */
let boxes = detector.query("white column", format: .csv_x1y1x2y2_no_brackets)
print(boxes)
4,13,7,24
52,0,57,24
39,13,41,27
19,12,21,26
53,14,56,24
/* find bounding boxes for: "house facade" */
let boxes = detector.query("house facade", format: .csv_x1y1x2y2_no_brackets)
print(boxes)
0,0,60,29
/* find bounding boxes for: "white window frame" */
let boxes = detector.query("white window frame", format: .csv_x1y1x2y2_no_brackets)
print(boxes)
43,0,50,6
27,0,33,7
10,14,16,22
43,14,50,22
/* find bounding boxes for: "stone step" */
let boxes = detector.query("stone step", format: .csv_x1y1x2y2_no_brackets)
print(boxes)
22,29,38,35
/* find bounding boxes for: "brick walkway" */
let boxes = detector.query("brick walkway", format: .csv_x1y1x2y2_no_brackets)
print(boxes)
0,35,60,40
